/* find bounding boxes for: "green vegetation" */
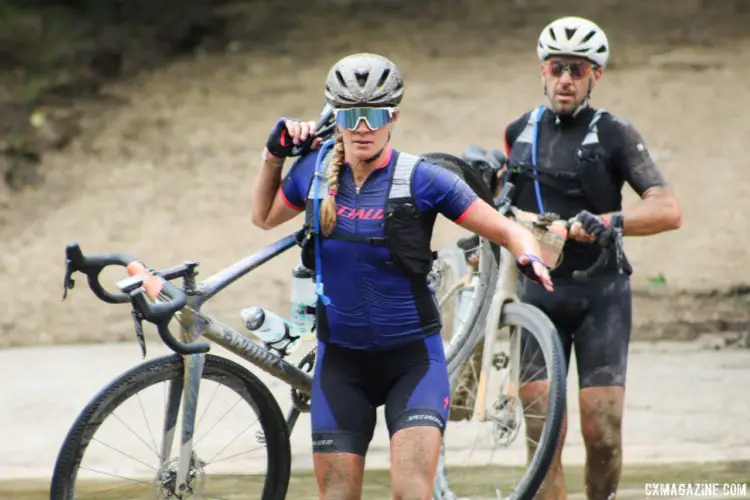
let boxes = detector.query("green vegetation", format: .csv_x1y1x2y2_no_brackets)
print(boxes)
3,461,748,499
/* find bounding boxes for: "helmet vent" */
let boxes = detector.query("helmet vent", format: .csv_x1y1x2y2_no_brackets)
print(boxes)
564,27,577,40
355,72,369,88
581,30,597,43
377,69,390,88
335,70,347,87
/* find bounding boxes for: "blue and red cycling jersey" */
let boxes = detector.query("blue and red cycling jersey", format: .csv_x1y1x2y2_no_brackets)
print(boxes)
280,148,479,350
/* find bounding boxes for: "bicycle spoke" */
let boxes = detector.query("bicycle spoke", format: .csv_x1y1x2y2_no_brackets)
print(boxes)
193,396,244,448
75,466,153,493
204,421,259,465
135,392,159,457
523,413,546,420
195,380,222,430
90,438,158,471
109,411,159,460
205,443,266,466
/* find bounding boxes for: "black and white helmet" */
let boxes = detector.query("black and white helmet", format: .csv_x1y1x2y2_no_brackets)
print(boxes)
537,16,610,68
324,53,404,108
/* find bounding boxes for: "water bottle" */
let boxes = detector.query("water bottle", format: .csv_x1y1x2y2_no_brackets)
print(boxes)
241,306,300,356
290,264,317,340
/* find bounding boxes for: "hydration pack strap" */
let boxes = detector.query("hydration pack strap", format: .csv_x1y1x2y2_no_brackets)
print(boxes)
530,105,546,214
387,152,420,200
313,139,335,306
328,233,389,245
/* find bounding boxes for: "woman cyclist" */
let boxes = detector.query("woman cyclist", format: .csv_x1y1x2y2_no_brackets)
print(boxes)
251,52,553,500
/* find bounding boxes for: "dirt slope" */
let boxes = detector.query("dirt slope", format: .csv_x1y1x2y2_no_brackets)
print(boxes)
1,0,749,347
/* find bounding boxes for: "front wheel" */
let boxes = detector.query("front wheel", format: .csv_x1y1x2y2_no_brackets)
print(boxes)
50,353,291,500
435,301,567,500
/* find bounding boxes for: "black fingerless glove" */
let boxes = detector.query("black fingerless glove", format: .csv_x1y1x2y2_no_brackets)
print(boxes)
576,210,607,238
265,119,294,158
516,254,548,286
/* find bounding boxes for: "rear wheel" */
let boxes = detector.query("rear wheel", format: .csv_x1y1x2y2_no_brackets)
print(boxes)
435,300,566,500
50,353,291,500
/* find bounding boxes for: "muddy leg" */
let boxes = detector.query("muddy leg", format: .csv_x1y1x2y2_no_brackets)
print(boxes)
313,452,366,500
390,427,443,500
579,387,625,500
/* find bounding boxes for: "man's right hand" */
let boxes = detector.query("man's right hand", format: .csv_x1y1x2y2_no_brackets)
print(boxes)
568,220,597,243
568,210,610,244
265,119,320,159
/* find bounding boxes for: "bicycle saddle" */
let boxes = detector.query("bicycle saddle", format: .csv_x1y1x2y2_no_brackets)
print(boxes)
461,144,507,171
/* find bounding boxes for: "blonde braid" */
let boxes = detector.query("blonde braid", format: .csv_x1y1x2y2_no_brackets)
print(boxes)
320,132,345,236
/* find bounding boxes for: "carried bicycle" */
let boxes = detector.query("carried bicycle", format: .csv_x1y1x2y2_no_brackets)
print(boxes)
427,146,626,500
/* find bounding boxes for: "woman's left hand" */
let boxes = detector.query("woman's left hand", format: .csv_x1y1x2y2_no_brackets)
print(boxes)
516,254,554,292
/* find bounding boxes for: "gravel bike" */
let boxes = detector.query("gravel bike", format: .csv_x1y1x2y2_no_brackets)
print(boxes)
427,146,626,500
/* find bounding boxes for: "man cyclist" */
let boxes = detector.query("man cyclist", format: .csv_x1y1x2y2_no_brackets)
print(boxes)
251,53,553,499
501,16,682,499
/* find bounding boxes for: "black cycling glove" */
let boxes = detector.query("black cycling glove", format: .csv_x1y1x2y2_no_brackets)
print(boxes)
576,210,624,246
265,119,295,158
576,210,608,238
516,253,548,286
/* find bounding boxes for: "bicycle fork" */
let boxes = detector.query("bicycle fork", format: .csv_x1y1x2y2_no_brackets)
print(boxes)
158,353,205,496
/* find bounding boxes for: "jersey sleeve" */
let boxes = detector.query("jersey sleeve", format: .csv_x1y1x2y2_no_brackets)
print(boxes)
503,112,531,157
412,161,480,222
608,116,668,197
279,150,318,211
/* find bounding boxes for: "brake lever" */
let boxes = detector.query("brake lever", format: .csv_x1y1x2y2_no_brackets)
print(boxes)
119,275,149,358
61,259,75,301
131,310,147,359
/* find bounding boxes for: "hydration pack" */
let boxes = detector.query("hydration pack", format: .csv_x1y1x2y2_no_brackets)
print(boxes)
298,150,436,281
506,106,622,215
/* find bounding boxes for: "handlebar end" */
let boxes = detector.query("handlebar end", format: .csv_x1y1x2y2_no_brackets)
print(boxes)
62,241,84,301
65,241,84,267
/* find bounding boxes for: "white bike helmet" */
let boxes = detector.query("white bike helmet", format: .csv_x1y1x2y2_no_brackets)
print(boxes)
324,53,404,108
537,16,609,68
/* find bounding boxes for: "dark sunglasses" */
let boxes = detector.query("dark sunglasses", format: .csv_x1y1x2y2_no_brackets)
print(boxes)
334,107,395,131
546,59,593,80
